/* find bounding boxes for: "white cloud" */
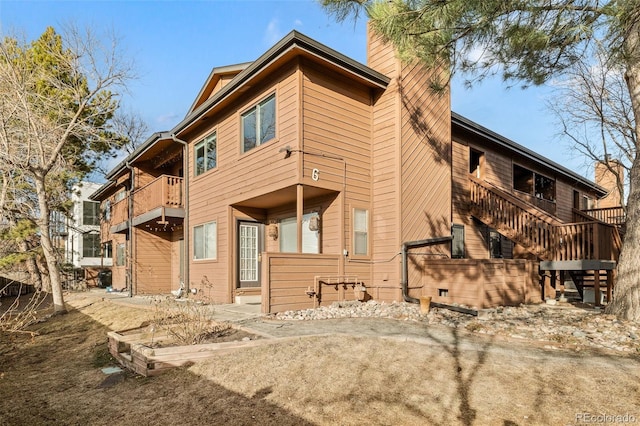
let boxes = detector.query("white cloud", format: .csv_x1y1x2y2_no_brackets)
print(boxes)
264,18,283,46
156,113,180,126
293,19,303,27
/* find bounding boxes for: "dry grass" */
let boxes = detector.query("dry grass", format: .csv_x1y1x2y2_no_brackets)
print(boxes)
1,292,639,425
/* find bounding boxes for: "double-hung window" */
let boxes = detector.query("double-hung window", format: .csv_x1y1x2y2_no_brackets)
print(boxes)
193,221,217,260
353,208,369,256
195,132,217,176
242,94,275,153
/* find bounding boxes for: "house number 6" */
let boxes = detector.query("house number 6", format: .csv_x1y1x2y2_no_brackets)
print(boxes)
311,168,320,181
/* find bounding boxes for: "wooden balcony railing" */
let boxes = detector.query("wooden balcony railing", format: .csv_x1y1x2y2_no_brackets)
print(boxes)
106,175,184,226
111,198,128,225
469,176,620,262
579,206,626,226
133,175,183,217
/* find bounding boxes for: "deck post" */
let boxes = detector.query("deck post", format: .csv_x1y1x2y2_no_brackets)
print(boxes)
594,269,601,307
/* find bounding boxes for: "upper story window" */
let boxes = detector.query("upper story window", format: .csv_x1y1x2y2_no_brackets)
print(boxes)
82,201,100,226
513,164,556,202
103,200,111,222
114,190,126,203
195,132,217,176
242,94,276,153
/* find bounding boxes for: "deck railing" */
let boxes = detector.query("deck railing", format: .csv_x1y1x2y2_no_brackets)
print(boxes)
106,175,184,225
133,175,183,217
579,206,626,226
469,176,620,261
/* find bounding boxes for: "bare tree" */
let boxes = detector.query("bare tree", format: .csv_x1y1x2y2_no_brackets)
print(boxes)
0,25,135,314
549,43,634,210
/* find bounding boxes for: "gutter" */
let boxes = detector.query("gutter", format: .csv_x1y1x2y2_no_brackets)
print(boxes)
400,235,478,316
125,161,134,298
171,134,190,295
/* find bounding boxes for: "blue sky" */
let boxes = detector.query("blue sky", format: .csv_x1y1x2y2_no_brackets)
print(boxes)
0,0,591,179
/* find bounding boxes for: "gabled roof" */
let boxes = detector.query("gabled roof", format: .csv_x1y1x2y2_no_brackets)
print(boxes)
451,112,607,197
172,30,390,137
188,62,252,115
90,131,172,200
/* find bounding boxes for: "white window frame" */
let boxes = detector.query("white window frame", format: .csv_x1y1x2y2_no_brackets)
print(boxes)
194,132,217,176
241,93,276,153
353,208,369,256
193,221,217,260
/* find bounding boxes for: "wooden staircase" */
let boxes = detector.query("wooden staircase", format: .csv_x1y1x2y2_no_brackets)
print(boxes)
469,176,621,304
469,176,621,262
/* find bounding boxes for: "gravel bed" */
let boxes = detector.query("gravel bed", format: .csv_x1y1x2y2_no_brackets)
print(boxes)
271,300,640,353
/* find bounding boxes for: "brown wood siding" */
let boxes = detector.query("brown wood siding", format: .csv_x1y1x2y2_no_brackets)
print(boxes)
262,253,374,313
421,259,540,309
452,126,599,259
134,229,172,294
452,140,489,259
301,60,372,202
300,59,374,291
185,61,302,303
262,253,341,313
368,30,402,300
399,61,452,290
555,180,574,222
110,233,127,290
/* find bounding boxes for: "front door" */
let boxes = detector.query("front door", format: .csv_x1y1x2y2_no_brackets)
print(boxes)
237,221,262,288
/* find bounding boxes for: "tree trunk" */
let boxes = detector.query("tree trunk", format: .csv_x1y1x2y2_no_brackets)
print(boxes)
606,14,640,321
34,175,66,314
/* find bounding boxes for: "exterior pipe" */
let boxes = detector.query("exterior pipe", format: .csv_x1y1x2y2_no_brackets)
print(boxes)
171,134,190,295
401,235,478,316
125,161,134,298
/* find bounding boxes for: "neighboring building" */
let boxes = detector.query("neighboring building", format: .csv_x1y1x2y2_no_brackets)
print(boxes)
91,29,623,310
52,181,111,287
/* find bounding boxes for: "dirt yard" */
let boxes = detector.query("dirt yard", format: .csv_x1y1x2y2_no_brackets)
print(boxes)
1,292,639,425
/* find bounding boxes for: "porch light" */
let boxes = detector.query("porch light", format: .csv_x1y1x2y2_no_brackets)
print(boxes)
309,214,320,231
267,223,278,240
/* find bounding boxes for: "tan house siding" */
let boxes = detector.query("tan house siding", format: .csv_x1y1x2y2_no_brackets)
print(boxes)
301,59,374,287
399,61,452,300
134,229,172,294
185,61,301,302
422,259,540,309
368,30,402,301
555,181,575,222
452,140,489,259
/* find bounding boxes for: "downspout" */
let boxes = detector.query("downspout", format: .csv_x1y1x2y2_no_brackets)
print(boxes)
171,134,190,295
401,235,477,316
125,161,134,298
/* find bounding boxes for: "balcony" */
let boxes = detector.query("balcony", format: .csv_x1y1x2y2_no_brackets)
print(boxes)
110,175,184,233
